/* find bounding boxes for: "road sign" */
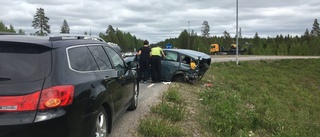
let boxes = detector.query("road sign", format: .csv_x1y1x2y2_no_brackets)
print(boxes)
166,43,172,49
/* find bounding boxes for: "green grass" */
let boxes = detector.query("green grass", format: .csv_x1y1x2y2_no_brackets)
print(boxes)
164,89,182,103
138,87,186,136
138,59,320,137
200,59,320,136
138,117,184,137
150,102,186,121
150,89,186,121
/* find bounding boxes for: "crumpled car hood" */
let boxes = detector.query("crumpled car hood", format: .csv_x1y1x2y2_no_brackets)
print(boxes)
198,58,211,77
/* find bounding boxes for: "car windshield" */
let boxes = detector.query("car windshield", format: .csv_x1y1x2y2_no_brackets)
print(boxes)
0,42,51,83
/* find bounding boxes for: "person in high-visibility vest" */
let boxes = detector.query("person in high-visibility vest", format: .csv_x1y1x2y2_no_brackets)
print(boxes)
150,45,166,83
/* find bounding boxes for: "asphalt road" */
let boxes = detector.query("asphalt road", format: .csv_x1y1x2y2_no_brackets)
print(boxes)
211,55,320,62
109,55,320,137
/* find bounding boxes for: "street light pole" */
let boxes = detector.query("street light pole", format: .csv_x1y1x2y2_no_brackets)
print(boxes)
188,21,190,49
236,0,239,65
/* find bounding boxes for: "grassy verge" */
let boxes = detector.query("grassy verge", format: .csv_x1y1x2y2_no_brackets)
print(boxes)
138,59,320,137
138,86,186,137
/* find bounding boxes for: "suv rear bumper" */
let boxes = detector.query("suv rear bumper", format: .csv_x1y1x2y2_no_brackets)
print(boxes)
0,109,98,137
0,115,69,137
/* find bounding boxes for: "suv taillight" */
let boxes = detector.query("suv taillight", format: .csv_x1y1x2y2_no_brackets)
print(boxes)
0,91,40,112
0,85,74,112
38,85,74,110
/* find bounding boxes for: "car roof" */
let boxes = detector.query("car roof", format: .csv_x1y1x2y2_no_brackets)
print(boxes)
163,49,211,59
0,34,107,49
0,35,53,48
47,34,106,48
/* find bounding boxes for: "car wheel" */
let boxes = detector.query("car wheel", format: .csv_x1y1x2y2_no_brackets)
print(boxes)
173,74,185,82
128,82,139,111
95,107,108,137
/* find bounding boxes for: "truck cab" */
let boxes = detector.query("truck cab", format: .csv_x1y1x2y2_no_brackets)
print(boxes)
210,44,220,55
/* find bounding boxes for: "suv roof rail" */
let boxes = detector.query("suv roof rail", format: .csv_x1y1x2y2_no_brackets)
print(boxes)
49,34,106,42
106,42,118,46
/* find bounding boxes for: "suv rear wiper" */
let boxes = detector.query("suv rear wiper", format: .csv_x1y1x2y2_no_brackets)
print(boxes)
0,77,11,81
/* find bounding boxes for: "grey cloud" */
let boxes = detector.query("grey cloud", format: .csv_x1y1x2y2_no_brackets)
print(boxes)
0,0,319,43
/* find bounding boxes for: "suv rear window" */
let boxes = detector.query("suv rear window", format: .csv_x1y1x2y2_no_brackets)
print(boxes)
0,42,51,83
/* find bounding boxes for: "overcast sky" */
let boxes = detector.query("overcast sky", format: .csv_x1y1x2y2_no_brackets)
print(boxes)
1,0,319,43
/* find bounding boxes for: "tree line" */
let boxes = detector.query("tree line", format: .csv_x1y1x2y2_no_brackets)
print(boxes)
157,19,320,56
1,7,320,55
0,8,145,52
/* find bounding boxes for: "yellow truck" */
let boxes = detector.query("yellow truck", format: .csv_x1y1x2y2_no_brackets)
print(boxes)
210,43,247,55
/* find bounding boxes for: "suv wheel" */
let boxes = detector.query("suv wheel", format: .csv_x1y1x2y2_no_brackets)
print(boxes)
128,82,138,111
95,107,108,137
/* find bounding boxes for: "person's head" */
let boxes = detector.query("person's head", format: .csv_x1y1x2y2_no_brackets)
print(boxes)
143,40,149,45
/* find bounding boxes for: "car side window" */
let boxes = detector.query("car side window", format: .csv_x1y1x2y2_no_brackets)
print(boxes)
88,45,112,70
68,46,99,71
104,46,126,73
163,51,178,62
181,54,191,65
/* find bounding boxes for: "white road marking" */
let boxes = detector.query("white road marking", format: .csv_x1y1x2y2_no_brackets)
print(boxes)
147,84,155,88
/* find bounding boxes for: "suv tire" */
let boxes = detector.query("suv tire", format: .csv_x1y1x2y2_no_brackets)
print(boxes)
95,107,108,137
128,82,139,111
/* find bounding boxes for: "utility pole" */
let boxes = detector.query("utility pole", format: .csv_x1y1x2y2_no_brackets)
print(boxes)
236,0,239,65
188,21,190,49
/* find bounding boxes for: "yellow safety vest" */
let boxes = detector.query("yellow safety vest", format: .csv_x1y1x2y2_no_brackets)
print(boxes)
151,47,162,56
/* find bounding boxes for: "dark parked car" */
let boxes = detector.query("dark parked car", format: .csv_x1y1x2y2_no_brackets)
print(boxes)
0,34,139,137
125,49,211,83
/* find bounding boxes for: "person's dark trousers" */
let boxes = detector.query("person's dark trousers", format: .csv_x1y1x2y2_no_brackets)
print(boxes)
151,55,162,82
139,58,150,82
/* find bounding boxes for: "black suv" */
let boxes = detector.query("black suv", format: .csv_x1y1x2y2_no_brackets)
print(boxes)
0,34,139,137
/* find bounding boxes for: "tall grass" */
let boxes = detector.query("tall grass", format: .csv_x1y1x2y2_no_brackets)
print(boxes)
164,89,182,103
139,88,186,136
138,118,184,137
150,102,186,121
199,59,320,136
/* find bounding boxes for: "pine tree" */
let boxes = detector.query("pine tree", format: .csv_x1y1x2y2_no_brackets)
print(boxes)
177,29,189,49
9,24,15,33
60,19,70,34
222,30,232,47
223,31,231,39
0,21,17,33
116,30,128,50
310,18,320,37
0,21,7,31
18,29,25,34
106,25,115,34
252,32,262,54
201,20,210,38
32,8,51,36
303,28,310,36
